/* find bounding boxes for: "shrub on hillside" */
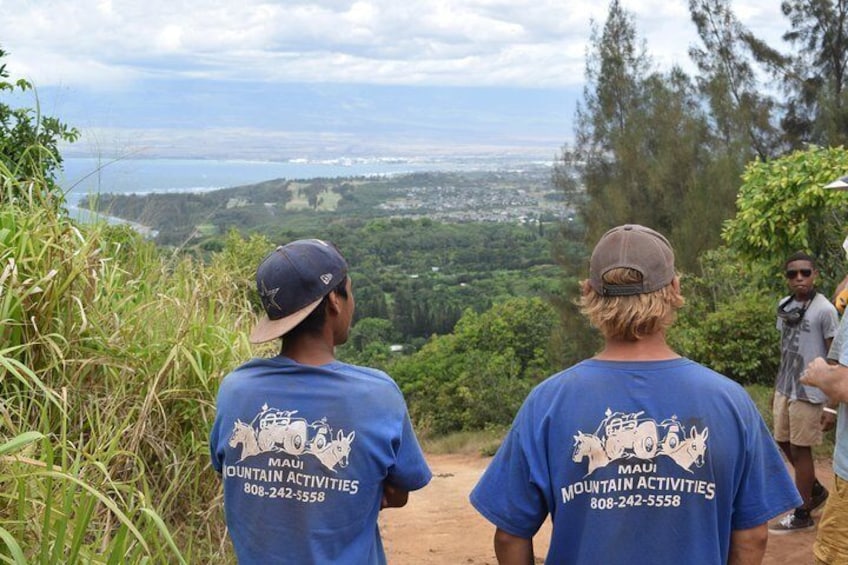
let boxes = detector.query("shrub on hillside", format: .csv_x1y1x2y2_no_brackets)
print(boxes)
391,297,560,435
670,293,779,385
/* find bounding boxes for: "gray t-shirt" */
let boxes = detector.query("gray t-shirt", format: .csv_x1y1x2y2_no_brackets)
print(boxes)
776,292,839,403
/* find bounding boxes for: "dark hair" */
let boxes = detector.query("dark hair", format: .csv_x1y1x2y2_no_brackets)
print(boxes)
283,276,349,340
785,251,816,269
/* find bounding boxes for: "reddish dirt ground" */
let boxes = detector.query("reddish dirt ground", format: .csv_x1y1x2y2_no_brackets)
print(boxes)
380,453,832,564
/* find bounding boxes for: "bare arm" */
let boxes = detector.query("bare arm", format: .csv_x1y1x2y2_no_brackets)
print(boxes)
802,357,848,403
728,524,767,565
494,528,534,565
380,483,409,509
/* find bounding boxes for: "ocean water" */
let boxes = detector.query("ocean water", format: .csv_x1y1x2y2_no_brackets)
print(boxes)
60,156,550,201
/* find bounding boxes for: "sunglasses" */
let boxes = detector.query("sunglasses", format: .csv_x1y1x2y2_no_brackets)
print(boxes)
785,269,813,279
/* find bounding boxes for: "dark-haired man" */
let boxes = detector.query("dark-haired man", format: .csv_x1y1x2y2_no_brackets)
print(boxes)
470,224,800,564
769,252,838,534
209,239,431,564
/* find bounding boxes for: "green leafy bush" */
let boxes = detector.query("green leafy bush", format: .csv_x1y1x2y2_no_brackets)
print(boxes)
671,292,779,386
391,297,560,435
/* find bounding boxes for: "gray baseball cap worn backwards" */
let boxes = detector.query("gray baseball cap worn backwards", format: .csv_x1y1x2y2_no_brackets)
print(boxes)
250,239,348,343
588,224,675,296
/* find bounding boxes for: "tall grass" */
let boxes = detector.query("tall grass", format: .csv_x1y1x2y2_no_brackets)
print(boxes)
0,161,266,561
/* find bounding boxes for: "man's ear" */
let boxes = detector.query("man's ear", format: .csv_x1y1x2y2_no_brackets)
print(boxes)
326,290,342,315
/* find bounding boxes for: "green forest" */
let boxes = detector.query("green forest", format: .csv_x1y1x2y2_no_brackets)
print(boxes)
4,0,848,561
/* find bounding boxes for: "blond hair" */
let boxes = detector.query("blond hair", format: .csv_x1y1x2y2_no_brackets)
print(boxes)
579,267,684,341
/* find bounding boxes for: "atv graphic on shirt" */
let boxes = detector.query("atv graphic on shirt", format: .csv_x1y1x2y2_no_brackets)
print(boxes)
228,403,355,472
572,408,708,476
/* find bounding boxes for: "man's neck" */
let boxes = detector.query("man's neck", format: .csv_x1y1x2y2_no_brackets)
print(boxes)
280,332,337,366
594,331,680,361
793,290,814,302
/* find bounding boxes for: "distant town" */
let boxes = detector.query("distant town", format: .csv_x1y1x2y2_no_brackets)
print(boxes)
81,166,574,245
375,169,569,224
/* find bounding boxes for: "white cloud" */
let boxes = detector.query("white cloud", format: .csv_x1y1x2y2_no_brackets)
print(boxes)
0,0,793,160
0,0,790,89
0,0,751,88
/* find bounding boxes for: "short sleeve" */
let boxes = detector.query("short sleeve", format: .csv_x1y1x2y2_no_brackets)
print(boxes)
831,315,848,363
821,300,840,340
469,407,549,538
386,409,432,491
731,400,802,530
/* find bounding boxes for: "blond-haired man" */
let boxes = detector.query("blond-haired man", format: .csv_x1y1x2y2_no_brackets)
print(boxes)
470,224,800,564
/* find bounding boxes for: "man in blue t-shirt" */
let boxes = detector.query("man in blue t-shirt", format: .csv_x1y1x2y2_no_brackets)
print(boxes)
470,224,800,564
209,239,431,564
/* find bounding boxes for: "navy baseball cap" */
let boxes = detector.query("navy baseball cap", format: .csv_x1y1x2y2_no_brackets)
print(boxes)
250,239,349,343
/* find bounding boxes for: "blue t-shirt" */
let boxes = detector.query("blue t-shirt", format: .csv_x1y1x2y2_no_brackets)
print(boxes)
470,358,800,565
209,356,432,565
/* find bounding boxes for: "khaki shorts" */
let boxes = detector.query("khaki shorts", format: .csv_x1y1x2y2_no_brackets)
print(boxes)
814,475,848,565
772,391,823,446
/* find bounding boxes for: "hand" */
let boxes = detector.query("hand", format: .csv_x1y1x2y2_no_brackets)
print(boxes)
800,357,830,388
380,483,409,509
802,357,848,403
822,409,837,432
381,484,395,509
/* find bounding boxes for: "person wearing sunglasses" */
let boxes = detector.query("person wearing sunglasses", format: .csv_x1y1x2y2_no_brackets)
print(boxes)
770,251,839,534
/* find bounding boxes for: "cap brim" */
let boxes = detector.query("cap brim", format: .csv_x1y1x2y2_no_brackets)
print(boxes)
249,296,325,343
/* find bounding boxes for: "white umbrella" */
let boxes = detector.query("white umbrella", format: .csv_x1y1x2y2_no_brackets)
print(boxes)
824,176,848,190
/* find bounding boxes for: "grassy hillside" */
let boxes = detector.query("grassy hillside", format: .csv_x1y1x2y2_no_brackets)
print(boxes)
1,181,260,561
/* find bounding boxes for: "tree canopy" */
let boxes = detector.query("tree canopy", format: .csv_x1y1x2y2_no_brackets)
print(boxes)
0,47,78,202
558,0,848,276
722,145,848,283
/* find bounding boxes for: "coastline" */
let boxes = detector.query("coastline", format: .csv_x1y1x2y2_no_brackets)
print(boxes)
68,205,159,238
60,156,555,202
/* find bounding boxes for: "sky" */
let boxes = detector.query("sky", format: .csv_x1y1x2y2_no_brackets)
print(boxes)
0,0,788,163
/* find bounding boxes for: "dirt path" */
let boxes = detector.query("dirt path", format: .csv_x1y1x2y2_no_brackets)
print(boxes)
380,453,832,564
